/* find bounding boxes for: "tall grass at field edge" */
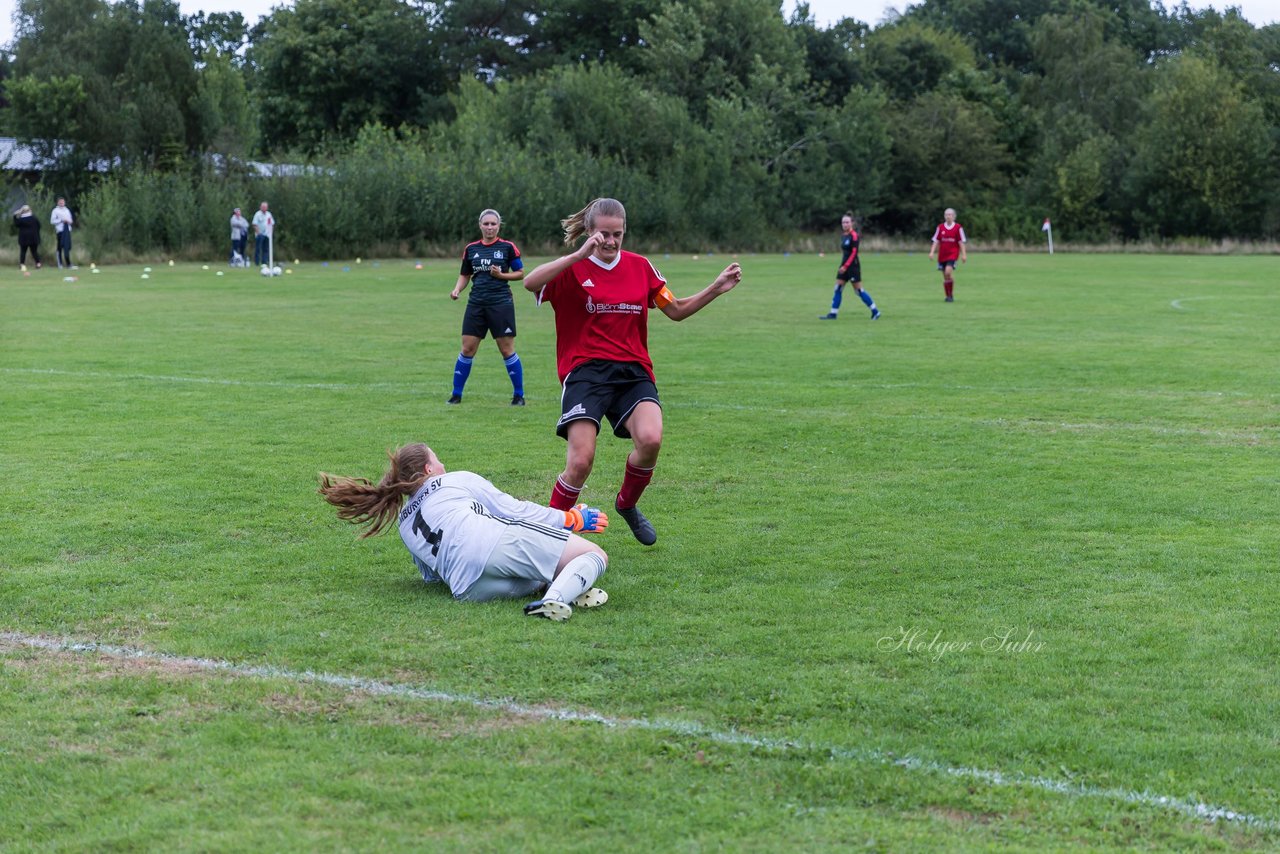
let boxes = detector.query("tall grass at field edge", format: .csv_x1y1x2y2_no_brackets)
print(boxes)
4,235,1277,267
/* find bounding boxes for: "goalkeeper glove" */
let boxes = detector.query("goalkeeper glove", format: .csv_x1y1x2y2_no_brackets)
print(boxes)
563,503,609,533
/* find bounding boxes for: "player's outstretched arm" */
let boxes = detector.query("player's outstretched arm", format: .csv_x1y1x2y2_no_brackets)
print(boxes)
469,482,606,534
660,263,742,321
464,473,567,529
523,233,603,292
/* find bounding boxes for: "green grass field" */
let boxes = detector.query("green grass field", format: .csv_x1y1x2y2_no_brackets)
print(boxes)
2,251,1277,851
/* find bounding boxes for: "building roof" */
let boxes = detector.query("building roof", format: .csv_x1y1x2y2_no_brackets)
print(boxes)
1,137,320,177
0,137,121,172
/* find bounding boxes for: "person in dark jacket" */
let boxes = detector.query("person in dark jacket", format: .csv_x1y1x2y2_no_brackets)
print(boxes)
13,205,41,269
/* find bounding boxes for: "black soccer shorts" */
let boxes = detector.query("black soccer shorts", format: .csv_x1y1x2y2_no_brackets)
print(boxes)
556,359,661,440
462,301,517,339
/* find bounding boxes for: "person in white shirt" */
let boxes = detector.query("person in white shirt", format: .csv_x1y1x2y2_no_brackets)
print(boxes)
229,207,250,265
319,442,611,621
50,198,74,269
251,201,274,266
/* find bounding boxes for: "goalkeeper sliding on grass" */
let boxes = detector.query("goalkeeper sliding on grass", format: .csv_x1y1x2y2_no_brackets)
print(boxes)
320,443,609,622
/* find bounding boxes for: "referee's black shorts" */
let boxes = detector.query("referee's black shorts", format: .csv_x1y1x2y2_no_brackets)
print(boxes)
557,359,660,440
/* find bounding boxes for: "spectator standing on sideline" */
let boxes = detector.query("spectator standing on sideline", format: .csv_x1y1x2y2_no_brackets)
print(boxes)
319,442,611,621
50,198,74,269
819,212,880,320
929,208,967,302
523,197,742,546
229,207,250,265
252,202,274,267
447,208,527,406
13,205,41,269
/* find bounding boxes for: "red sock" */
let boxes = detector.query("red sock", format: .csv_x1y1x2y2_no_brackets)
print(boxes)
549,475,582,510
615,460,654,510
944,279,953,298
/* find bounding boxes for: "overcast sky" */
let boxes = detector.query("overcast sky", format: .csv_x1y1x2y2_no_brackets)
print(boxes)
1,0,1277,52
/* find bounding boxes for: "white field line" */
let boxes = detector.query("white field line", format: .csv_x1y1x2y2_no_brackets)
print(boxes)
2,631,1275,832
671,408,1271,441
4,366,1274,402
677,407,1271,439
5,368,1273,442
1171,294,1279,311
0,366,403,392
966,417,1270,441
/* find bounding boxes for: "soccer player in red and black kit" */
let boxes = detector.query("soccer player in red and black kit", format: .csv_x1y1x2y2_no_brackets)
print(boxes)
819,211,880,320
448,208,526,405
928,207,967,302
523,198,742,545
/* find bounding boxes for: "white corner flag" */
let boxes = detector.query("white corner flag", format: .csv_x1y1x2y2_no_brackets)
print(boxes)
1042,218,1053,255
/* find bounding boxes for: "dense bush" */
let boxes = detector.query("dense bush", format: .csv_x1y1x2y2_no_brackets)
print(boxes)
7,0,1279,253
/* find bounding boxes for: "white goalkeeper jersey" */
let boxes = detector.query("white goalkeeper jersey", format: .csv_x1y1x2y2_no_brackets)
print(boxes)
396,471,567,597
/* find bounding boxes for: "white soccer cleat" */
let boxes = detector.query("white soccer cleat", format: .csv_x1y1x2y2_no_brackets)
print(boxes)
523,598,572,622
572,588,608,608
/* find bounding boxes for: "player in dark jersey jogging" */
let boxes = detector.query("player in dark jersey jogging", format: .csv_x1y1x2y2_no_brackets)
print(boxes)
523,197,742,546
448,208,527,405
819,211,880,320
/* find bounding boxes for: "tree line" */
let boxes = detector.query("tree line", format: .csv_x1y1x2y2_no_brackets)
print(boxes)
2,0,1278,256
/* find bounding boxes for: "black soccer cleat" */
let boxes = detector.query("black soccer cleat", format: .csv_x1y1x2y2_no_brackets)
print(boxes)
447,394,462,405
616,504,657,546
511,395,526,406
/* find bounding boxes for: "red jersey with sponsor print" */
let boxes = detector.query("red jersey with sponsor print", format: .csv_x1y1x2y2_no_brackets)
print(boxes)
535,251,675,383
931,222,966,262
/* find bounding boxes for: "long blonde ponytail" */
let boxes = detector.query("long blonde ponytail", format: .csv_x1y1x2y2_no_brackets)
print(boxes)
561,198,626,245
318,443,431,538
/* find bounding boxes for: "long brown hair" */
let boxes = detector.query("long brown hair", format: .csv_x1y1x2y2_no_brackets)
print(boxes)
561,198,626,245
318,443,430,538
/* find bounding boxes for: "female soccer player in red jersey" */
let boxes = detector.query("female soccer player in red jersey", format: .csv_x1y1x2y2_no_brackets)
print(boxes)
928,207,967,302
523,198,742,545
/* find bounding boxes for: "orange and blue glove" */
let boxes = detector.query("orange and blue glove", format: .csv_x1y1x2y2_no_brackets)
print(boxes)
563,504,609,534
